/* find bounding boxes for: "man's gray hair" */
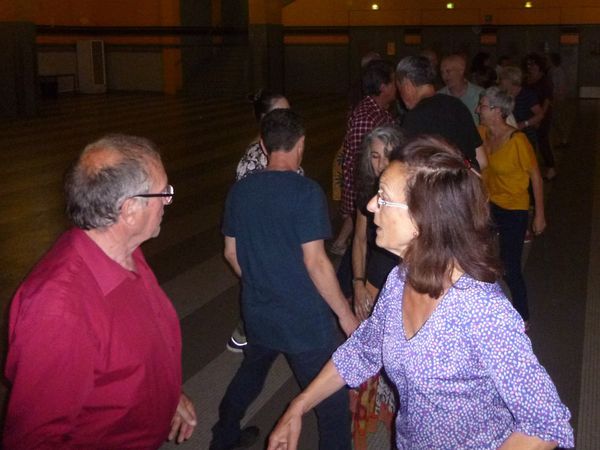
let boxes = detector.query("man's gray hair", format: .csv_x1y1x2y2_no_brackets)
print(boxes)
499,66,523,87
482,86,515,119
65,134,162,230
396,56,436,87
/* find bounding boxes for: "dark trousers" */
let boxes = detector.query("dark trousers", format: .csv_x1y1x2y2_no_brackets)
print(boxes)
491,203,530,321
536,117,555,168
336,244,353,299
210,343,351,450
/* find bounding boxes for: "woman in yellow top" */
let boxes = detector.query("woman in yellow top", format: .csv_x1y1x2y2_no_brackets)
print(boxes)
476,86,546,327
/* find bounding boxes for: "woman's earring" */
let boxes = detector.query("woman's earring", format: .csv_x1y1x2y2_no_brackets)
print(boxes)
413,231,419,238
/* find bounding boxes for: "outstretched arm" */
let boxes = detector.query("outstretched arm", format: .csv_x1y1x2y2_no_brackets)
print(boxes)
498,432,557,450
268,361,346,450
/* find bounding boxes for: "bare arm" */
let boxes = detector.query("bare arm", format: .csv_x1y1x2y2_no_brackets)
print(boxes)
224,236,242,277
498,432,557,450
518,104,544,129
268,361,346,450
529,165,546,235
352,211,371,321
302,240,359,336
475,145,488,171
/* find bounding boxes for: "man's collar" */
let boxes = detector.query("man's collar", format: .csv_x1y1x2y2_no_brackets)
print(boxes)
70,228,138,296
366,94,389,111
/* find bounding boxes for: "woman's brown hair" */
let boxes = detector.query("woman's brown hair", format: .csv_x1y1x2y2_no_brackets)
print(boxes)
396,136,500,298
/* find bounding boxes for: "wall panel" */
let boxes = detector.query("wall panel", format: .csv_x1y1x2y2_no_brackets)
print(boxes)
284,44,349,94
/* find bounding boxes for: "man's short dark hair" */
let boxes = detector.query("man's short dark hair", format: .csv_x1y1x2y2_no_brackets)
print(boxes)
260,109,305,154
361,59,394,96
396,56,436,87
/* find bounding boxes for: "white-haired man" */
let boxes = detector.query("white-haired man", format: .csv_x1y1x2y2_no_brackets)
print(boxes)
4,134,196,449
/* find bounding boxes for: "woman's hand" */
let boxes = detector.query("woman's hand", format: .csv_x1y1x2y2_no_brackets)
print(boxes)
532,212,546,235
267,399,305,450
353,282,373,322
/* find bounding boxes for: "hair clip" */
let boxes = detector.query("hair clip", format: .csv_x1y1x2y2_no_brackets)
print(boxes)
463,158,482,178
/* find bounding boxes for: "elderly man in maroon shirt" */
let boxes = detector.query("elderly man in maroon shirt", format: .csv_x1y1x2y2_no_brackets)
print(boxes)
4,134,196,449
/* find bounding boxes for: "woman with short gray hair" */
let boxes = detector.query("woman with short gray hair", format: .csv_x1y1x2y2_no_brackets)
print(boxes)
476,87,546,327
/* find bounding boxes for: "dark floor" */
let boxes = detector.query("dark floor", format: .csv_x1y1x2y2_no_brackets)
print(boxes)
0,93,598,449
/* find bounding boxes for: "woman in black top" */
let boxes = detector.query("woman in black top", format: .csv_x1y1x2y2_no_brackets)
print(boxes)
349,126,404,449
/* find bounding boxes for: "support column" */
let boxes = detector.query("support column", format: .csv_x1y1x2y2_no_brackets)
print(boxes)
248,0,284,92
160,0,182,95
0,22,37,117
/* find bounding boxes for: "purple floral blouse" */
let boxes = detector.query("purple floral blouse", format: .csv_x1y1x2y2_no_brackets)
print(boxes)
333,266,574,449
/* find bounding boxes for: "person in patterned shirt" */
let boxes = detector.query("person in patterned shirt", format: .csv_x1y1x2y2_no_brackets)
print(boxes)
331,58,396,279
267,137,573,450
340,60,397,220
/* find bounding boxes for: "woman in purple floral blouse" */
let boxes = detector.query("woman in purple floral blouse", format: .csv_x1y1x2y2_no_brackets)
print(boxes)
268,136,573,450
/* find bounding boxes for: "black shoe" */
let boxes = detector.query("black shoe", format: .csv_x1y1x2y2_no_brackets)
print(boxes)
210,426,260,450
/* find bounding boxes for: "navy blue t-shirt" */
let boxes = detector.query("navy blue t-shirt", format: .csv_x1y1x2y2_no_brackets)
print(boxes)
513,87,540,148
222,170,337,353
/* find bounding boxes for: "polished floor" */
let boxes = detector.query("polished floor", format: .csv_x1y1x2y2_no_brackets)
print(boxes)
0,93,598,449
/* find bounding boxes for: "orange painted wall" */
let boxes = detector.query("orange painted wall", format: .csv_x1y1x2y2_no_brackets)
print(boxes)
283,0,600,26
0,0,183,93
0,0,177,26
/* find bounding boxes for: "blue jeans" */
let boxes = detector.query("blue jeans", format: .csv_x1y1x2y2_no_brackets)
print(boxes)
210,343,351,450
491,203,529,321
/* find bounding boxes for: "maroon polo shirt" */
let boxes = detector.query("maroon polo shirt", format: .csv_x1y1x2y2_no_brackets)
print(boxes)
4,228,182,449
341,95,394,216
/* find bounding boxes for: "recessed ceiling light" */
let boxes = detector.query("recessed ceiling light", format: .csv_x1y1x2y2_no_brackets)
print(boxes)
372,4,379,10
525,1,533,8
446,2,455,9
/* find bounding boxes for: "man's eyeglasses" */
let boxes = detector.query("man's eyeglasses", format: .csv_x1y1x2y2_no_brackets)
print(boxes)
376,190,408,209
133,184,174,205
478,102,496,110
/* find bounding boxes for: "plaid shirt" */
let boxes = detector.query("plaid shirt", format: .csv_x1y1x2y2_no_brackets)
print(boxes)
341,96,394,216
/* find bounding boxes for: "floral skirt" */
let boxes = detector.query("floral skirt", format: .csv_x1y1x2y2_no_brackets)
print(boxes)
349,373,396,450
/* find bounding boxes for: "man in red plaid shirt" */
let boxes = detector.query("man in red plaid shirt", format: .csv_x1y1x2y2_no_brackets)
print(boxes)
341,60,397,218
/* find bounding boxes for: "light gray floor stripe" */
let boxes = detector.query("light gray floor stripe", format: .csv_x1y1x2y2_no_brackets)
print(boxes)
160,353,292,449
576,127,600,449
162,253,238,319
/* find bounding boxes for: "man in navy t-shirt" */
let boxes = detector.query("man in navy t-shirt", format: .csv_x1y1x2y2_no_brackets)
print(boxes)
211,109,359,450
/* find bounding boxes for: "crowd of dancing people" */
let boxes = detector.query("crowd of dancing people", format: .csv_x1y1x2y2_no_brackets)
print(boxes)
207,50,575,450
2,50,575,449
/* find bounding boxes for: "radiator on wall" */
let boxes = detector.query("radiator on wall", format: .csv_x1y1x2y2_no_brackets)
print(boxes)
77,40,107,94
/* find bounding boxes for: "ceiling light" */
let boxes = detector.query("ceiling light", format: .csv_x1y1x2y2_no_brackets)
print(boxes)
446,2,455,9
371,4,379,10
524,1,533,8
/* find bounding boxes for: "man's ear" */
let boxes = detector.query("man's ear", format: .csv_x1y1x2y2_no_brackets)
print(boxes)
259,139,268,157
119,198,140,226
294,136,305,154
